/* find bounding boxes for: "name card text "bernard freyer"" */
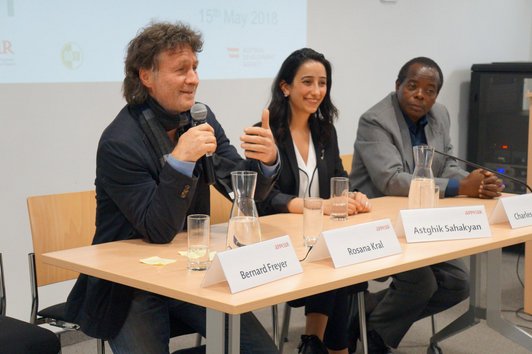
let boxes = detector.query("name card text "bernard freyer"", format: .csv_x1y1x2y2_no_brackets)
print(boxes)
201,235,302,293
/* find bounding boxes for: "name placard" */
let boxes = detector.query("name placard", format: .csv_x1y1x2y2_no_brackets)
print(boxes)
399,205,491,243
307,219,402,268
201,235,302,293
489,194,532,229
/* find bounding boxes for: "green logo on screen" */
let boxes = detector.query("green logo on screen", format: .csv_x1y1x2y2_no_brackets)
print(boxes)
61,42,83,70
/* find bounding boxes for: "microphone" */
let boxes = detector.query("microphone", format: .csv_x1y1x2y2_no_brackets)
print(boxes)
190,103,215,185
433,149,532,193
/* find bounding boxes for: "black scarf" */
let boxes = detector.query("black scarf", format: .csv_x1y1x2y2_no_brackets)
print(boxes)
138,97,191,168
146,96,189,131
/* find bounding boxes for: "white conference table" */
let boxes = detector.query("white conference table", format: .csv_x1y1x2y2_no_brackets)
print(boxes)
42,196,532,353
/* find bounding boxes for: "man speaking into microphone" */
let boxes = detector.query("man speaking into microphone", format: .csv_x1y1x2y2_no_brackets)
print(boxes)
64,21,280,354
347,57,504,354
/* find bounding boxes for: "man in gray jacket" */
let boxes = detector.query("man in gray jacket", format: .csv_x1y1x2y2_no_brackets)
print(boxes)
348,57,503,353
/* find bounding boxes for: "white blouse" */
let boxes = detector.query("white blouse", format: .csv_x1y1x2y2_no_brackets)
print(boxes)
293,133,320,198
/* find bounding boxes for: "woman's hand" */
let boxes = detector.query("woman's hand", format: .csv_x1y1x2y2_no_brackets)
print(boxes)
322,192,371,216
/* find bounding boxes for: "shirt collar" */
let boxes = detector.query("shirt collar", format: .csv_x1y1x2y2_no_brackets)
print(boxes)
404,113,428,135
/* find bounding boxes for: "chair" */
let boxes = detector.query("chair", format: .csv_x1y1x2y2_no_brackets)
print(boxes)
210,185,233,225
27,190,106,353
0,253,61,354
340,153,353,174
27,190,202,354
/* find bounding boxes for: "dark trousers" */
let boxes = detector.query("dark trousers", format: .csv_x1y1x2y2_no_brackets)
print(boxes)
367,258,470,348
289,286,353,351
108,289,279,354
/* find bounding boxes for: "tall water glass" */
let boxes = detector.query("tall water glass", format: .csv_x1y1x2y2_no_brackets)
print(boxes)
303,197,323,247
330,177,349,220
187,214,210,271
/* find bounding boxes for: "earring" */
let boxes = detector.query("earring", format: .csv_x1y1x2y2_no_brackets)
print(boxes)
283,92,289,98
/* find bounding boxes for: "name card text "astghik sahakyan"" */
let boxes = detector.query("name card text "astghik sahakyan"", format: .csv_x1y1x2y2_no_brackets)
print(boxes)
400,205,491,243
412,223,483,236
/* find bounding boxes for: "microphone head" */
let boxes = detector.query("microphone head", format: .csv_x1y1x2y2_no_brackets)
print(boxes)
190,103,208,123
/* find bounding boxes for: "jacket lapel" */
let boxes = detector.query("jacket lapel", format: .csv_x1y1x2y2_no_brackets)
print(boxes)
309,119,329,198
425,111,444,175
281,132,301,194
391,95,415,173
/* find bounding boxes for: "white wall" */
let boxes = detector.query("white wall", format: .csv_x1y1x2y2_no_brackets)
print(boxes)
309,0,532,157
0,0,531,320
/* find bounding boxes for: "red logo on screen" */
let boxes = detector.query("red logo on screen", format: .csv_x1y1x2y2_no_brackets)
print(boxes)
227,47,240,58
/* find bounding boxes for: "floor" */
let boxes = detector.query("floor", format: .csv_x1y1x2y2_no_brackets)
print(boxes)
59,250,532,353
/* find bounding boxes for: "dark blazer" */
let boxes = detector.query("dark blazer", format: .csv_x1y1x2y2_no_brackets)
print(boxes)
66,102,277,339
257,116,346,216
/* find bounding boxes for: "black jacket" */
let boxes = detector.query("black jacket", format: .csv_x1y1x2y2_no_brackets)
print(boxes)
257,117,346,216
65,103,277,339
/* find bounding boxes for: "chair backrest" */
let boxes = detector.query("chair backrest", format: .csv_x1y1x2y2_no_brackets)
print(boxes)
341,154,353,174
27,190,96,287
27,188,228,287
209,186,232,225
0,252,63,354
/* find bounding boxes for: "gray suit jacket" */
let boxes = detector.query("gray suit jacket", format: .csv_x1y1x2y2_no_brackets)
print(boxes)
349,92,467,198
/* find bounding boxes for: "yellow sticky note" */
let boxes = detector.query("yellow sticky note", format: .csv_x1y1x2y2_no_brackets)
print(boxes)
140,256,176,266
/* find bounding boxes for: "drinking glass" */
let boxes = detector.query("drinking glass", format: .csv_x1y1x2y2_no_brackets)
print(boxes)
187,214,210,270
303,197,323,247
330,177,349,220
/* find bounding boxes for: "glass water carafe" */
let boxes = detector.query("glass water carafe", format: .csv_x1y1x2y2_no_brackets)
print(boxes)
408,145,436,209
226,171,262,248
